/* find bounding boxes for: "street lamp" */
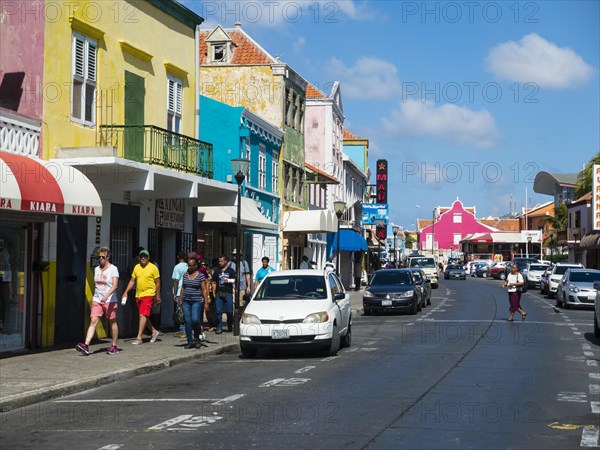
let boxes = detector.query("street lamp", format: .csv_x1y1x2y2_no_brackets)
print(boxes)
374,218,386,269
333,200,346,275
231,158,250,337
526,235,532,258
392,224,400,268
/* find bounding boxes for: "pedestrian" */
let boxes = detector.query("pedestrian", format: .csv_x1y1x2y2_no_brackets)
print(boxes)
502,264,527,321
353,260,362,291
171,252,187,338
212,255,236,334
254,256,276,291
122,249,161,344
324,256,335,275
178,256,209,349
76,247,120,355
227,249,252,299
203,259,218,332
299,255,310,269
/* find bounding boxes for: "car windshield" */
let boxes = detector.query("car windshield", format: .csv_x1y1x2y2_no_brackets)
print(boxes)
570,272,600,282
254,275,328,300
555,265,581,275
371,271,413,286
412,271,423,282
447,265,462,270
409,258,436,268
529,265,546,271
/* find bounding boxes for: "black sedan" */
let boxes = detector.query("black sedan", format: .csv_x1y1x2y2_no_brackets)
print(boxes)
363,269,422,315
444,264,467,280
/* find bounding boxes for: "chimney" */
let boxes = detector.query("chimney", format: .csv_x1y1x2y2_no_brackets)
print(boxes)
234,21,242,29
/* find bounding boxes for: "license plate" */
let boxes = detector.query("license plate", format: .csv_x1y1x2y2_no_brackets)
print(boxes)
272,329,290,340
382,300,392,306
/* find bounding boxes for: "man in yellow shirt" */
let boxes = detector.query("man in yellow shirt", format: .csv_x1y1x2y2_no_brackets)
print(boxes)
122,249,161,344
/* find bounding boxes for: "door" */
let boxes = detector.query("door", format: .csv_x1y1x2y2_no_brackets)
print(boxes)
124,70,145,162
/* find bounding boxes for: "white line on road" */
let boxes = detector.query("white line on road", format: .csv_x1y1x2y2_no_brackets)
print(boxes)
591,402,600,414
321,356,340,362
580,426,599,447
55,397,237,403
557,392,588,402
210,394,245,406
589,385,600,395
97,446,123,450
585,352,595,357
588,360,599,367
295,366,316,374
148,415,192,430
590,373,600,380
583,344,592,350
259,378,310,387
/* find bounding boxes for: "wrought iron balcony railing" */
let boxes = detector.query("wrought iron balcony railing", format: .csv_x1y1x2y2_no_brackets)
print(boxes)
98,125,213,178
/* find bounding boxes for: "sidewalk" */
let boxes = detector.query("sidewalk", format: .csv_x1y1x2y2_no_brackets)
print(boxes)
0,291,365,413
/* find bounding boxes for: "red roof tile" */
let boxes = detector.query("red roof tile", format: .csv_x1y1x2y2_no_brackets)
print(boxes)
343,129,360,139
306,84,325,99
199,28,275,65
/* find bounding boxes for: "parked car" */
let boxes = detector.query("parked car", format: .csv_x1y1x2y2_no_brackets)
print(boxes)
556,269,600,309
524,263,548,289
240,269,352,358
475,262,492,278
540,265,554,295
490,262,509,280
407,256,439,288
471,262,487,277
547,262,585,298
363,269,423,316
594,281,600,337
505,257,539,278
407,268,431,306
444,264,467,280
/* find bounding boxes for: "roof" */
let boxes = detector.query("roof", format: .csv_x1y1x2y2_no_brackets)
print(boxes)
479,218,520,231
147,0,204,29
199,25,277,65
305,163,339,184
533,172,578,195
570,192,592,205
306,84,326,99
343,129,361,139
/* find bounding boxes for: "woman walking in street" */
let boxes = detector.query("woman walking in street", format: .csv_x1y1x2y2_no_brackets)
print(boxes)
502,264,527,321
179,256,209,349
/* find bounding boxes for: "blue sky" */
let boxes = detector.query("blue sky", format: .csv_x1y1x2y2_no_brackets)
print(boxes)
187,0,599,229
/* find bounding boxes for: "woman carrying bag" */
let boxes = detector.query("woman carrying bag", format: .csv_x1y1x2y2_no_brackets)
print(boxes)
178,256,209,349
502,264,527,322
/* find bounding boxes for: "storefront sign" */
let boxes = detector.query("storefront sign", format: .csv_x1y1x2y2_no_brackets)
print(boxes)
376,159,388,204
155,199,184,230
594,164,600,230
362,204,389,225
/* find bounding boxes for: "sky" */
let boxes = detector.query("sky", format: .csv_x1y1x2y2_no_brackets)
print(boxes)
186,0,600,230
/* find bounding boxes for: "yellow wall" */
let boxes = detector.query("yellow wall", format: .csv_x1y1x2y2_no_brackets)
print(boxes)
43,0,198,159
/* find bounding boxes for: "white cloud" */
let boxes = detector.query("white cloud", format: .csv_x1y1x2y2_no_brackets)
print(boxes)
486,33,594,89
292,36,305,53
382,100,500,149
326,57,402,100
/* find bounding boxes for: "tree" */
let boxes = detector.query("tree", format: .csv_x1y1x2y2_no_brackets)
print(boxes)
576,151,600,198
404,231,416,249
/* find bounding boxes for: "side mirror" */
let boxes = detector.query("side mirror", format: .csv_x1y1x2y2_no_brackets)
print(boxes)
334,292,345,301
594,282,600,291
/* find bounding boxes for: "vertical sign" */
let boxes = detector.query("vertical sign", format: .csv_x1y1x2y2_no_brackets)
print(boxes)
376,159,388,204
594,164,600,230
376,225,387,242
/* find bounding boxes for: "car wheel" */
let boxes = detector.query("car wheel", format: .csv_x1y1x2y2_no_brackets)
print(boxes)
427,295,432,306
363,308,371,316
548,291,554,299
410,299,418,315
594,311,600,338
482,273,488,278
499,273,506,280
563,295,570,309
240,345,257,359
327,323,340,356
341,321,352,348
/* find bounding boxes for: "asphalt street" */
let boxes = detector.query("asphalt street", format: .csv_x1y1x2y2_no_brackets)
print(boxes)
1,276,598,450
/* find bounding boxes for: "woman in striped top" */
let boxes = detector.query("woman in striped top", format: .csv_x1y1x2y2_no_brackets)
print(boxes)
178,257,209,349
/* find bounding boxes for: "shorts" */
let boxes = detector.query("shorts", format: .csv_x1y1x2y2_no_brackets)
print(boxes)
136,296,154,316
91,301,118,320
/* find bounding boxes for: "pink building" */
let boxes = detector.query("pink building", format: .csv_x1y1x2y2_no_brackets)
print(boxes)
418,200,496,253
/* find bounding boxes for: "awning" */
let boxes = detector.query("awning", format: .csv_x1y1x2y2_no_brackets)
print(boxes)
281,209,337,233
197,198,277,231
580,231,600,249
330,229,368,252
0,151,102,216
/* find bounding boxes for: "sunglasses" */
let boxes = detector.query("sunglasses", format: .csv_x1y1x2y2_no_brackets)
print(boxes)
98,256,108,260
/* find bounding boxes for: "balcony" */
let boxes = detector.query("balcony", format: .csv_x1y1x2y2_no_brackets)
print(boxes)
98,125,213,178
567,227,585,242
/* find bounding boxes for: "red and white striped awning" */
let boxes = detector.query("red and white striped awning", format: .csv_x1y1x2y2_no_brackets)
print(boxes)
0,151,102,217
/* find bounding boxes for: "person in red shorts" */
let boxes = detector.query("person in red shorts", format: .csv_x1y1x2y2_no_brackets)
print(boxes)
76,246,120,355
122,249,161,344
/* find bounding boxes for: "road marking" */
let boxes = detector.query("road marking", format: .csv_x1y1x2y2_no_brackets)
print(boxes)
364,341,377,346
549,422,586,430
295,366,316,373
588,360,599,367
210,394,245,406
566,356,586,362
148,415,223,431
321,356,340,362
591,402,600,414
574,332,582,336
148,415,192,430
585,352,595,357
583,344,592,350
259,378,310,387
590,385,600,395
97,446,123,450
580,426,599,447
590,373,600,380
557,392,588,402
359,348,378,352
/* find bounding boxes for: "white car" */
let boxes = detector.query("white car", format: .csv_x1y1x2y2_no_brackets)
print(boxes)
524,263,549,289
240,269,352,358
547,262,584,298
594,281,600,337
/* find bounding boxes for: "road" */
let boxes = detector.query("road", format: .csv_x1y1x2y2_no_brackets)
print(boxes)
1,277,598,449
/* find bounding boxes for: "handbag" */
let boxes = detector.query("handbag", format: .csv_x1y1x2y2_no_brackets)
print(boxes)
173,305,184,326
517,274,528,293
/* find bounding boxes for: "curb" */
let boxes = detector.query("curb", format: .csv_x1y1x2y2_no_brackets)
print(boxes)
0,342,239,413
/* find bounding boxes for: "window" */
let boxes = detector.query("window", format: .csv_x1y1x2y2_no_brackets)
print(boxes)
258,144,266,190
71,33,97,125
167,76,182,134
453,233,461,245
453,213,462,223
212,43,227,62
272,161,279,193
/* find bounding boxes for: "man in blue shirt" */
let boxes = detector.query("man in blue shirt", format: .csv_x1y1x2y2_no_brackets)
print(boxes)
254,256,276,291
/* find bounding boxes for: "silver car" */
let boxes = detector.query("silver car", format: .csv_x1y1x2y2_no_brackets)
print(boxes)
524,263,548,289
547,262,584,298
556,269,600,309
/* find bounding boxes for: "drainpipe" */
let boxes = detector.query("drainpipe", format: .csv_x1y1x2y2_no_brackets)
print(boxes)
195,24,200,140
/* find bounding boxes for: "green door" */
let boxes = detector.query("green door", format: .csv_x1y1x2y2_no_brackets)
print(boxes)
124,71,145,162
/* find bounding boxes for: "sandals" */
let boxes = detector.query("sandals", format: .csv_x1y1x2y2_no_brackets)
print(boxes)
521,312,527,321
508,316,514,322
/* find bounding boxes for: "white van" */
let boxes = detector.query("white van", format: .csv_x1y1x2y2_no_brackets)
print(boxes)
408,256,439,288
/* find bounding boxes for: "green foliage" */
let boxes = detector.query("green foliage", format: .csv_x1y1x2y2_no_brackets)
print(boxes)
576,151,600,198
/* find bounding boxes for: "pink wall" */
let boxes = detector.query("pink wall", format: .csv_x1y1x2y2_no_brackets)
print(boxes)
420,200,495,250
0,0,45,120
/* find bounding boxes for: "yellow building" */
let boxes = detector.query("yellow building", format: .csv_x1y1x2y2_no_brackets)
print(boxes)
38,0,236,347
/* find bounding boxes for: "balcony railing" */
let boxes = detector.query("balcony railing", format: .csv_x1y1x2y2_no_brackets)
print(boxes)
98,125,213,178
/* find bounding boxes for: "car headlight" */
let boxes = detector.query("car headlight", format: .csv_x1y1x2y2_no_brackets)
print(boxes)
568,285,580,293
363,290,374,298
303,312,329,323
241,313,261,325
402,290,414,298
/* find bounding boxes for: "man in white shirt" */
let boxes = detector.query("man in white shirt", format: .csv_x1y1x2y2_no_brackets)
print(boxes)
299,255,311,269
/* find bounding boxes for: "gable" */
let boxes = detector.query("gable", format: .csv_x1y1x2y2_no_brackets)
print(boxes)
205,25,231,43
